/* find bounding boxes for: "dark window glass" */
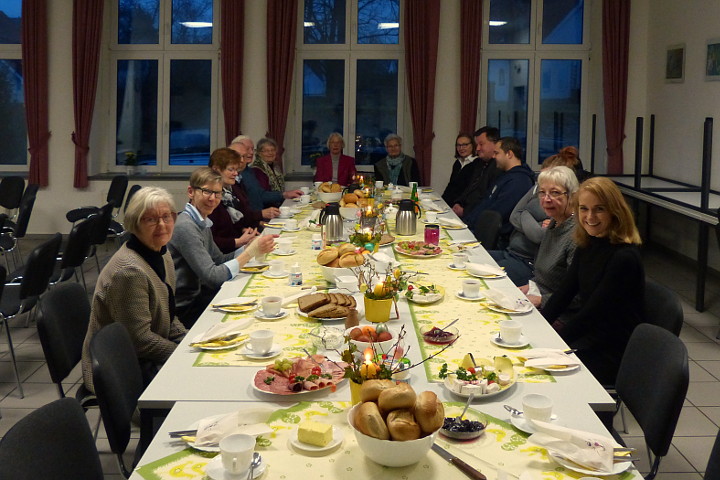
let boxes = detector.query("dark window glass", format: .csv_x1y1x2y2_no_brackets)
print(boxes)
357,0,399,45
169,60,211,166
171,0,213,45
304,0,346,45
0,0,21,44
487,59,529,155
538,59,581,163
301,59,345,166
0,60,26,164
354,59,398,165
116,60,158,166
118,0,160,44
489,0,531,45
542,0,583,44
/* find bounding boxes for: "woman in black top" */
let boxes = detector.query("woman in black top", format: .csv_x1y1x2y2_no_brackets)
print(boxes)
542,177,644,385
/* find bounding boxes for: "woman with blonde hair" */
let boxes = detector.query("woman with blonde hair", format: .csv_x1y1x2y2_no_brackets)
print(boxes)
542,177,644,385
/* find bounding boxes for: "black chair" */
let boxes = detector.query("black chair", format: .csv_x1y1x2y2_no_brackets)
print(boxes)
613,323,689,480
0,397,104,480
91,322,144,478
0,184,39,272
66,174,128,224
50,217,95,290
705,429,720,480
0,175,25,221
1,233,62,397
643,279,683,336
87,203,114,273
474,209,503,250
109,183,142,245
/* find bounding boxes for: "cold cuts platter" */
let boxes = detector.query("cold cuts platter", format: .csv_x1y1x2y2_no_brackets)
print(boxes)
253,355,347,395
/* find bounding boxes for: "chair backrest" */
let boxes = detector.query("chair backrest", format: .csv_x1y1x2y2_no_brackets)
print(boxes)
0,397,104,480
19,232,62,301
474,210,503,250
106,175,129,210
36,283,91,388
643,278,684,336
0,176,25,211
124,184,142,213
60,218,94,270
13,184,39,238
89,203,114,246
706,429,720,480
90,322,144,464
616,323,688,460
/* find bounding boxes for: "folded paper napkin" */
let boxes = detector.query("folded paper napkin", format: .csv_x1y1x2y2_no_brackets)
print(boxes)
194,317,253,343
527,420,616,473
483,289,530,311
520,348,582,369
194,407,275,447
420,199,444,212
466,263,505,277
437,217,466,227
299,209,321,229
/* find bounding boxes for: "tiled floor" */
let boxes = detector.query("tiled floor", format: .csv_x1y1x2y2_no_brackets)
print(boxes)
0,237,717,479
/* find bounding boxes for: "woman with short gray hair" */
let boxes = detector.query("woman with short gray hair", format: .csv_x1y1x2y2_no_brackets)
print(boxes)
313,132,357,185
373,134,421,186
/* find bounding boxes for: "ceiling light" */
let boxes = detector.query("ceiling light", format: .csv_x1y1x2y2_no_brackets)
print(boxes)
304,22,315,27
378,23,399,29
489,21,507,26
180,22,212,28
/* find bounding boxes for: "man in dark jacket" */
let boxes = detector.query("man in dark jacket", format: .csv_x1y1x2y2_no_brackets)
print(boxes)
451,126,502,217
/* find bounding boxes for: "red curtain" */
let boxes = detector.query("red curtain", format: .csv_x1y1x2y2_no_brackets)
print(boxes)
265,0,298,172
405,0,440,184
71,0,104,188
602,0,631,174
220,0,245,145
21,0,50,186
460,0,482,134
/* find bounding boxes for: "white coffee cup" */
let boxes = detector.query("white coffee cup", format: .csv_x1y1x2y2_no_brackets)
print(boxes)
261,296,282,317
269,259,285,275
426,211,438,223
522,393,553,422
279,206,292,217
284,218,298,230
373,259,390,274
249,329,274,354
375,180,383,190
499,319,522,344
462,279,481,298
335,275,358,292
300,186,310,195
452,252,468,268
299,194,311,205
313,181,322,190
391,188,402,201
277,238,292,254
219,433,255,474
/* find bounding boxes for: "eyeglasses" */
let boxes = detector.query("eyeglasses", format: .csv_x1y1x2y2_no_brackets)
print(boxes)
225,167,239,174
141,213,176,227
455,142,471,148
194,187,223,199
537,190,568,199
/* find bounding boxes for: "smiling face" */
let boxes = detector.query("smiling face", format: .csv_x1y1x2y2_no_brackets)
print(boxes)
538,180,570,222
188,181,223,218
455,136,473,158
135,204,175,251
218,163,239,186
259,144,277,164
577,190,611,237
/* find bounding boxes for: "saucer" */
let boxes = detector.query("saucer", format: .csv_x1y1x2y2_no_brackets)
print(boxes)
205,454,266,480
510,414,559,434
239,343,282,359
273,249,297,256
278,214,294,219
262,271,289,279
455,290,484,301
447,263,466,271
491,333,529,349
289,426,344,454
254,309,288,320
283,227,301,232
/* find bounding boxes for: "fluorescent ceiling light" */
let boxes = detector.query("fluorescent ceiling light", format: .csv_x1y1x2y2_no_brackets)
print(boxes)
304,22,315,27
180,21,212,28
378,22,399,29
489,21,507,26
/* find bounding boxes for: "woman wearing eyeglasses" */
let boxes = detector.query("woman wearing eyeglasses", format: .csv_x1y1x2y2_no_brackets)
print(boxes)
441,132,477,206
81,186,187,393
169,167,276,328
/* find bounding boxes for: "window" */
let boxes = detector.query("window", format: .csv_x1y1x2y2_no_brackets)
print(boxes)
0,0,27,168
294,0,403,173
482,0,588,168
111,0,218,172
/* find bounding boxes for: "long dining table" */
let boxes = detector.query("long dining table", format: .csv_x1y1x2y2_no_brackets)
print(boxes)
130,188,637,480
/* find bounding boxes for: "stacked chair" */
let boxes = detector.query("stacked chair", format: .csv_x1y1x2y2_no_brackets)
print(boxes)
0,184,39,272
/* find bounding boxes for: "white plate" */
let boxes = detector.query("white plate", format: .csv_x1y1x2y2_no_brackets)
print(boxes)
491,333,529,349
191,334,249,351
214,305,259,314
542,363,581,372
443,376,516,399
283,227,301,232
278,214,294,219
296,307,347,323
262,271,289,279
254,309,288,320
205,454,266,480
439,222,468,230
548,450,632,476
239,343,283,360
455,290,485,301
273,249,297,256
510,415,558,434
486,303,533,314
447,263,466,271
405,284,445,304
467,271,506,279
289,426,344,453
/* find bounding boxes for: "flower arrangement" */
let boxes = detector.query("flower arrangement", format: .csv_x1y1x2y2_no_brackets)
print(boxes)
353,263,415,301
124,151,138,166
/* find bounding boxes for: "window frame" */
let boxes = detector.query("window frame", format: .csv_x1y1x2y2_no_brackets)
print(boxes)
0,0,28,170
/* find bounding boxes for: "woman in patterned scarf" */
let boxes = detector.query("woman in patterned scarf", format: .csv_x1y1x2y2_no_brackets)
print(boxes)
250,137,303,207
373,134,421,186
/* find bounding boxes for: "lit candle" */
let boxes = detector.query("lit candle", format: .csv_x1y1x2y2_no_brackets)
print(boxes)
361,348,377,378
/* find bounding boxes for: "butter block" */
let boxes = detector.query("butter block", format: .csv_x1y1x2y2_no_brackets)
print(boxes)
298,420,333,447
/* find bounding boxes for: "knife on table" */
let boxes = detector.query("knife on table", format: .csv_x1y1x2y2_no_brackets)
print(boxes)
431,443,487,480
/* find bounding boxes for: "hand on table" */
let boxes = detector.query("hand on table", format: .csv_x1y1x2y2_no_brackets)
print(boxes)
262,207,280,219
452,204,464,216
283,189,303,199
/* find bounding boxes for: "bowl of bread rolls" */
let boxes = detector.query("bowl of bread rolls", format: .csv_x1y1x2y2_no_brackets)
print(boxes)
317,243,366,284
347,380,444,467
317,182,343,203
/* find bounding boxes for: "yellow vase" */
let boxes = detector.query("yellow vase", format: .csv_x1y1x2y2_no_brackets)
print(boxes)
363,296,393,323
350,381,363,405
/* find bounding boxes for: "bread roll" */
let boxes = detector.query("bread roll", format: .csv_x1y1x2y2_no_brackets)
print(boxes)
355,401,389,440
317,247,339,266
360,379,397,403
339,252,365,268
330,183,342,193
414,391,444,434
343,193,358,204
320,182,332,193
378,382,417,413
354,189,365,198
337,243,357,256
387,409,421,441
325,257,340,268
344,202,359,208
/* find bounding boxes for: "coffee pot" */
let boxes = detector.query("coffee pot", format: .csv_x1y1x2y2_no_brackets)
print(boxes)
395,199,420,236
319,202,344,243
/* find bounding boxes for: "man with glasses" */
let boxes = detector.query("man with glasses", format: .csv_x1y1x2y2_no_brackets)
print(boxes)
169,167,276,328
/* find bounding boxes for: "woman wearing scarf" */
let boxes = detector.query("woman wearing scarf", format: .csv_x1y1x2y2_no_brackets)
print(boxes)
248,137,303,207
81,187,187,393
373,134,421,186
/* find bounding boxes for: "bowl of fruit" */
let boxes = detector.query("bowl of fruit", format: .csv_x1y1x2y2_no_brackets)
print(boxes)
420,325,459,345
345,324,397,353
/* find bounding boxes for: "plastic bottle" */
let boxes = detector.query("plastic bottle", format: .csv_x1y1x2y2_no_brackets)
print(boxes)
289,263,303,286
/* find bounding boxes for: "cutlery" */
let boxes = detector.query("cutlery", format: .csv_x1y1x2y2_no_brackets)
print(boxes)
168,429,197,438
431,444,486,480
504,404,523,417
247,452,261,479
454,393,475,426
211,299,257,308
281,286,317,307
614,447,636,452
563,349,578,355
438,318,459,334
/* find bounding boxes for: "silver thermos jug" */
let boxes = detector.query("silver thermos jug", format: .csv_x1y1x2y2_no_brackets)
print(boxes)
319,202,344,244
395,199,420,236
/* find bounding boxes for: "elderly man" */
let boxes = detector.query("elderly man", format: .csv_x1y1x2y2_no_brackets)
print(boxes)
373,134,421,186
451,126,502,217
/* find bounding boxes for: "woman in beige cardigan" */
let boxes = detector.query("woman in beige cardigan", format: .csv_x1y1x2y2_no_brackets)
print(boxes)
81,187,187,393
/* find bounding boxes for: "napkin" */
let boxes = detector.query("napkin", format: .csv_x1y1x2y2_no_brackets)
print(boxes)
520,348,582,369
527,420,616,473
466,263,505,277
299,209,321,229
420,199,444,212
483,289,532,311
193,317,253,343
193,406,276,447
437,217,466,227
